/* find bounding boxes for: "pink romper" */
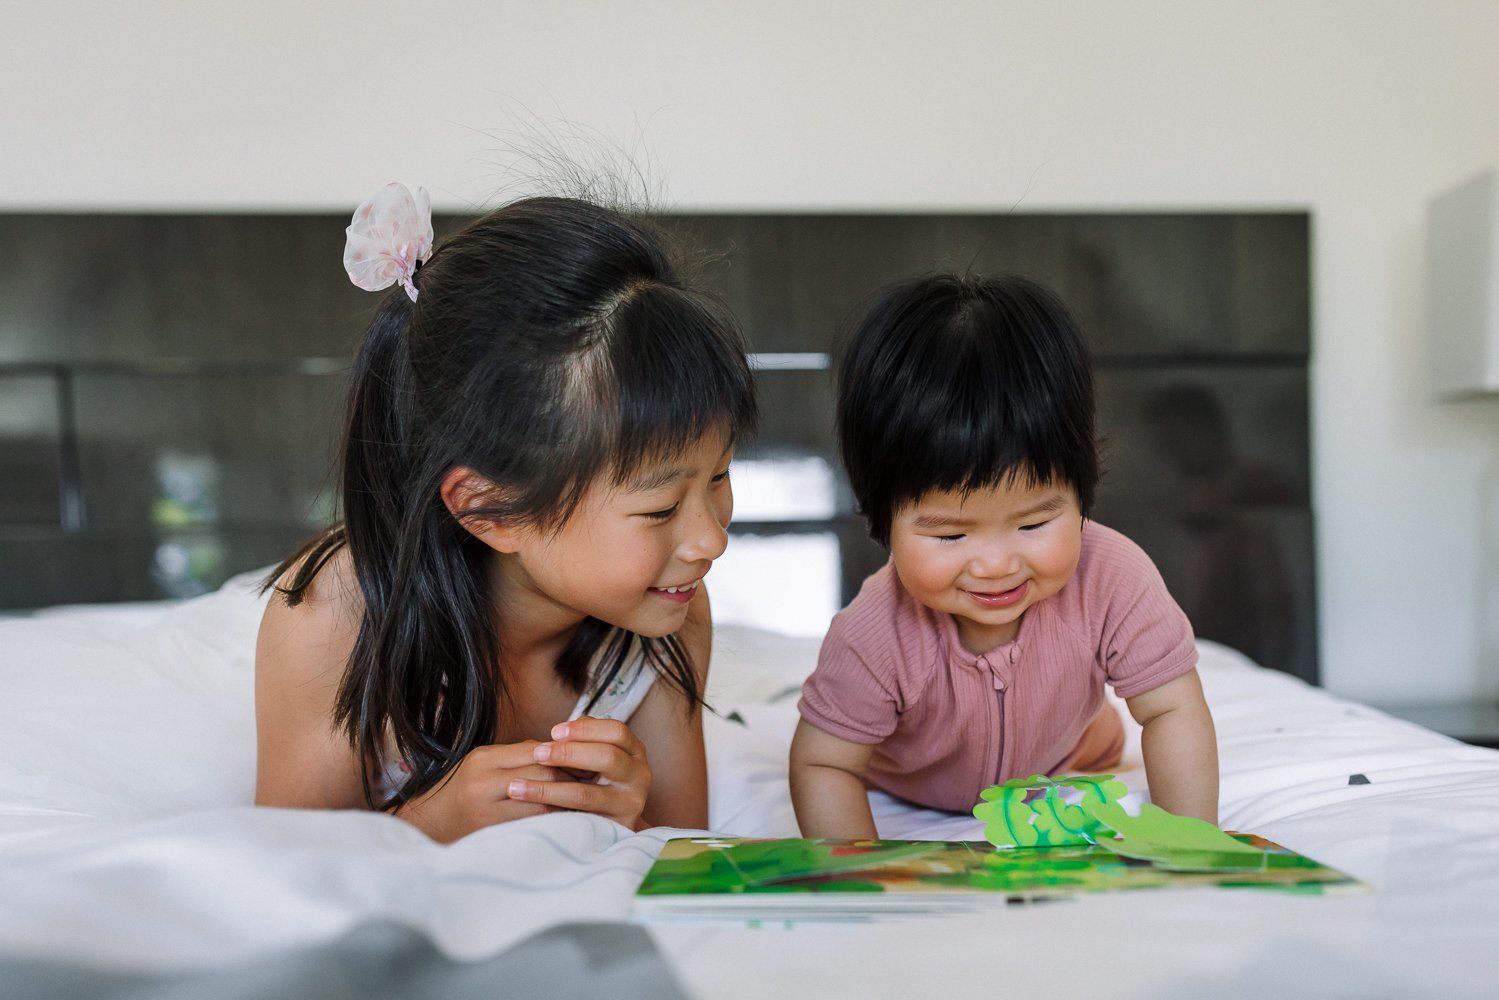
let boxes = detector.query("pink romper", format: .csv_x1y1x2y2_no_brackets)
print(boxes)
798,521,1198,812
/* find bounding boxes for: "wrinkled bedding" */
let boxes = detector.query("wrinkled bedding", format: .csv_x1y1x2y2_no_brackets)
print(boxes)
2,574,1496,997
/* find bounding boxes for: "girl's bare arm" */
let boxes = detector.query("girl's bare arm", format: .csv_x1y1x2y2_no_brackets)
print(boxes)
618,585,714,830
253,551,367,809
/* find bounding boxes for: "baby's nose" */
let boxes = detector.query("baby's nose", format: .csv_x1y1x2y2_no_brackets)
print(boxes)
971,546,1020,577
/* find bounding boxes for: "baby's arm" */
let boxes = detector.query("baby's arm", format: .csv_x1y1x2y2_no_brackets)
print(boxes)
1124,668,1219,823
789,721,879,839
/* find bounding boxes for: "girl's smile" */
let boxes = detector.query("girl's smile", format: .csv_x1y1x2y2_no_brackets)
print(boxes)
648,579,702,603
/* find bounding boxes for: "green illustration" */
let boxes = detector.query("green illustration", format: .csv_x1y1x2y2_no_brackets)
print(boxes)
633,832,1361,920
636,838,946,896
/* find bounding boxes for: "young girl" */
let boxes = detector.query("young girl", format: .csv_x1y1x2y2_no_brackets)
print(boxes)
255,184,756,843
789,272,1218,839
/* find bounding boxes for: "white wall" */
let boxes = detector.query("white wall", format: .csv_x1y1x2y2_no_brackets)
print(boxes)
4,1,1498,703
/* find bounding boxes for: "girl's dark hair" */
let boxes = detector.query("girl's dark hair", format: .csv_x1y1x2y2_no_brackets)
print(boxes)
267,197,757,808
836,272,1097,547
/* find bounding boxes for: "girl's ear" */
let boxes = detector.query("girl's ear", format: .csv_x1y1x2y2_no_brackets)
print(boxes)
439,466,520,553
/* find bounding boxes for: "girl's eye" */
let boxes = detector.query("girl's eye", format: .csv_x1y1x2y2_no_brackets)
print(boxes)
712,469,731,484
644,504,679,521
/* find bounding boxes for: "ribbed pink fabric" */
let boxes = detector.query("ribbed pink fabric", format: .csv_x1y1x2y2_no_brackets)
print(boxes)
798,521,1197,812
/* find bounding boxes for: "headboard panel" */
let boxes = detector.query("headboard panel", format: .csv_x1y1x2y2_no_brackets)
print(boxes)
664,213,1314,682
0,211,1314,682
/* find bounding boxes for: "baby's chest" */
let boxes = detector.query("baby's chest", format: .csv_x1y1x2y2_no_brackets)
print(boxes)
898,653,1099,723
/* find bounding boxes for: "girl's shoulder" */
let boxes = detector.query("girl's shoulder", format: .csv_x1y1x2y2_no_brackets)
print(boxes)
256,543,364,681
254,542,368,809
269,542,363,612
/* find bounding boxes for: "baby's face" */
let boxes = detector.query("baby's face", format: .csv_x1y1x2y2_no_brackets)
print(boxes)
887,479,1083,655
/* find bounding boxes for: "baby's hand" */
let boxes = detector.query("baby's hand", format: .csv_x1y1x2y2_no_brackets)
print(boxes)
394,741,560,843
512,717,652,830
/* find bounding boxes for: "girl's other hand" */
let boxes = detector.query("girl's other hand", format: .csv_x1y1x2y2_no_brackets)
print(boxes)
514,717,652,830
394,741,560,843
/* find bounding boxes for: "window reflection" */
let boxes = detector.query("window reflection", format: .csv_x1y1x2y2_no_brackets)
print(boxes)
717,453,843,637
712,531,842,639
1141,383,1297,671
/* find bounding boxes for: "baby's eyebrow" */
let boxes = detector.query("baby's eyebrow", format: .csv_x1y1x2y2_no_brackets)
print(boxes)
911,493,1069,528
911,512,966,529
1016,494,1070,517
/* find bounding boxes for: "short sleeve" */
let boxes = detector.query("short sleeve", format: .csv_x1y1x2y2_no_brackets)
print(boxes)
797,616,902,746
1090,528,1199,700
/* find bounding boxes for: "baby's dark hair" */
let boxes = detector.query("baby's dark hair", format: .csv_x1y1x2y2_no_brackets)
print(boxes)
836,272,1097,547
270,196,757,807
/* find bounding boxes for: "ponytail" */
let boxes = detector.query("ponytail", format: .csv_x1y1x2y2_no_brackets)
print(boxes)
264,293,498,807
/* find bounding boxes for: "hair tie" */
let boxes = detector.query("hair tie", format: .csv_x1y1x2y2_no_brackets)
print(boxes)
343,182,434,302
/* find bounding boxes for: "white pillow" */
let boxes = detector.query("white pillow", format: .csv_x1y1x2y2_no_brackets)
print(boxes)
0,571,268,825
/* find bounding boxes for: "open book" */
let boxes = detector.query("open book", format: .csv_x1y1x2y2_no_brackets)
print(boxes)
632,835,1361,923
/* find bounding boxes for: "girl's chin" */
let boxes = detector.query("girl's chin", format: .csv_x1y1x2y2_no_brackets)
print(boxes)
616,605,693,639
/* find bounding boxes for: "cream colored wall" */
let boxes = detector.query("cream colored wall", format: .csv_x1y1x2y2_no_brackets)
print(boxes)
4,1,1498,702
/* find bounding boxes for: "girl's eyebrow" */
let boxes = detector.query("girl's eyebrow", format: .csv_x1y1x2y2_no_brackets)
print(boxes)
630,466,689,492
628,445,733,492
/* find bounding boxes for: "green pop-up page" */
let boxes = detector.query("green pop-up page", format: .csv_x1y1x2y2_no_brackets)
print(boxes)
973,774,1270,872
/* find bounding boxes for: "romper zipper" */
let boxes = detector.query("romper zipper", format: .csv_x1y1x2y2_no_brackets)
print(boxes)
993,685,1006,785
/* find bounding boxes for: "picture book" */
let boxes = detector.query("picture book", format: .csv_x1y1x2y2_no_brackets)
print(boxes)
631,834,1362,923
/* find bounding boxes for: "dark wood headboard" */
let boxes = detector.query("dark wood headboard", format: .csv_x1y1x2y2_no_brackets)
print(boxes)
0,211,1314,682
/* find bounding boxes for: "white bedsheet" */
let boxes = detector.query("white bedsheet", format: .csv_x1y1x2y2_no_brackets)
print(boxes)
2,573,1497,997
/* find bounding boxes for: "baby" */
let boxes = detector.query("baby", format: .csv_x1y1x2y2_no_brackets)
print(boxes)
789,272,1219,838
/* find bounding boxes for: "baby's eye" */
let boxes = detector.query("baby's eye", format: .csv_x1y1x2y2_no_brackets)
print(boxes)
1019,519,1053,532
938,533,965,542
643,504,679,521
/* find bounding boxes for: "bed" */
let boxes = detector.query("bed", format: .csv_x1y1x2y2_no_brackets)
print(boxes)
2,571,1497,999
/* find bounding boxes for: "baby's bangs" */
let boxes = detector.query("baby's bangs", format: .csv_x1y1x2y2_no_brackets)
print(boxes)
905,404,1066,504
885,313,1080,504
602,284,757,482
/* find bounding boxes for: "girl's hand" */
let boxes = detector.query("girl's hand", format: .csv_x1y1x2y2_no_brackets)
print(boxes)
394,741,561,843
512,717,653,830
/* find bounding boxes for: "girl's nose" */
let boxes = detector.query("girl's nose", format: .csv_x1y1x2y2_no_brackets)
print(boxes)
678,498,729,564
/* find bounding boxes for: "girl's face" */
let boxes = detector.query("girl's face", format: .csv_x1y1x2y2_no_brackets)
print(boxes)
888,478,1083,655
497,429,735,641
